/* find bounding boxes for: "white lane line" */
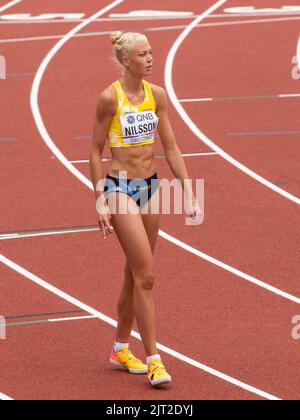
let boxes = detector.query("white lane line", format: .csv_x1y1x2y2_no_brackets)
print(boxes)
0,227,99,240
2,221,300,307
224,6,300,15
0,0,23,13
0,31,113,43
181,93,300,102
49,315,96,323
3,16,300,44
70,152,218,164
164,3,300,206
0,198,299,303
0,253,280,401
29,0,300,321
109,11,194,18
0,233,19,239
211,12,300,18
2,221,299,309
159,230,300,306
27,0,285,398
30,0,127,190
180,98,213,102
1,11,300,24
149,15,300,31
0,15,198,24
0,391,14,400
279,93,300,98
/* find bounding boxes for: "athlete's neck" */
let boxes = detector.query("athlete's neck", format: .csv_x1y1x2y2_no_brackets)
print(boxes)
120,72,143,94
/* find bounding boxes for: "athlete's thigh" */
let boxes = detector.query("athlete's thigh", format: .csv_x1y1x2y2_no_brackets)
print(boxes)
140,189,160,254
108,192,154,276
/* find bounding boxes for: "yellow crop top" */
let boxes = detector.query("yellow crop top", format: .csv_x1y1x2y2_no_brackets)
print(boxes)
108,80,159,148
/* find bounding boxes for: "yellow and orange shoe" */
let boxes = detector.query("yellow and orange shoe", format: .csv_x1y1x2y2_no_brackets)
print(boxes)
110,347,148,374
148,357,172,386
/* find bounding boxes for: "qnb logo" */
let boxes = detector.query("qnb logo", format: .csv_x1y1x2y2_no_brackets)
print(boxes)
0,55,6,80
291,316,300,340
0,316,6,340
127,115,136,125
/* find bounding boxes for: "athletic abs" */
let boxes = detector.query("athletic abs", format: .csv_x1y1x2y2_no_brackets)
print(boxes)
108,143,157,179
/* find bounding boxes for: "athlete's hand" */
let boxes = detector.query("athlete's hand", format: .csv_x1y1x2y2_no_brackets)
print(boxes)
97,201,114,240
186,196,203,225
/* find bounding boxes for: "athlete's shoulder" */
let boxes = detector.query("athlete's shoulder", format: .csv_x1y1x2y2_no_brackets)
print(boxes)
96,83,118,116
148,82,168,110
148,82,165,95
98,83,118,104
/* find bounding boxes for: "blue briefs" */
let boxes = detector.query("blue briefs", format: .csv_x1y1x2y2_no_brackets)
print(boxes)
104,172,160,208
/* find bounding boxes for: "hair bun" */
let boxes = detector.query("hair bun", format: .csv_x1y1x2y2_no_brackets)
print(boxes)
110,31,123,45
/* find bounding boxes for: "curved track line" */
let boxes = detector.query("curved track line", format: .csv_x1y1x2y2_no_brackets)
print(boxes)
29,0,300,310
160,231,300,305
0,391,14,400
0,0,23,13
164,2,300,206
0,253,281,400
30,0,127,190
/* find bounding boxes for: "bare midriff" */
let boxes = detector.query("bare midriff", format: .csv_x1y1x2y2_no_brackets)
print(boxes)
108,143,157,180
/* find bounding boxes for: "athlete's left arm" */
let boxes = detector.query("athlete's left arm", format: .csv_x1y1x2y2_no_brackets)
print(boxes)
155,87,189,186
156,87,188,182
155,86,197,211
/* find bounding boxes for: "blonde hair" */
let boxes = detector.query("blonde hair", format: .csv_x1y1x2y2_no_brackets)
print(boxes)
110,31,148,65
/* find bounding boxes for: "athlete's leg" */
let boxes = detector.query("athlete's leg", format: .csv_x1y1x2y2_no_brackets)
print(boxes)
109,192,158,356
140,187,160,251
115,261,134,343
115,189,160,343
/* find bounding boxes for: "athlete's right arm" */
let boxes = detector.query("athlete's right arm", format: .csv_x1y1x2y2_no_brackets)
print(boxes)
89,89,116,239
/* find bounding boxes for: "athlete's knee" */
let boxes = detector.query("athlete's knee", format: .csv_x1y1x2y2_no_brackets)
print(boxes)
134,272,155,291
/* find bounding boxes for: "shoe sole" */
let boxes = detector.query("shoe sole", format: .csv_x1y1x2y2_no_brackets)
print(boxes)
148,376,172,386
110,359,148,374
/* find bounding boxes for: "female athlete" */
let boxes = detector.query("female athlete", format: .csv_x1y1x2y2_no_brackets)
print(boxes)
89,31,200,387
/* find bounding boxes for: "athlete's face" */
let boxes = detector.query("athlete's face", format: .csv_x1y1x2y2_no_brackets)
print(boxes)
124,40,153,77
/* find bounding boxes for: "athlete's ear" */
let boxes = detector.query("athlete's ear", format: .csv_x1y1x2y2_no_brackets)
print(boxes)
121,55,130,69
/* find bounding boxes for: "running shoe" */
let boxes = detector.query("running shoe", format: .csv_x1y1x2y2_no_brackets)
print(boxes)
110,347,148,374
148,357,172,386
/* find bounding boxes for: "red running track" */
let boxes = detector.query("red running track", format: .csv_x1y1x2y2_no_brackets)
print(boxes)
0,0,299,400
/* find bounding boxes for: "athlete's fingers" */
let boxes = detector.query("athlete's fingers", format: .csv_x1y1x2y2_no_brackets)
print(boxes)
192,205,200,218
98,220,107,239
105,214,114,232
187,204,197,218
105,208,114,231
100,216,114,236
104,217,114,234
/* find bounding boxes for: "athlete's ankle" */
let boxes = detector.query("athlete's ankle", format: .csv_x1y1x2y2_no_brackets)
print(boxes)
113,341,130,352
146,354,161,365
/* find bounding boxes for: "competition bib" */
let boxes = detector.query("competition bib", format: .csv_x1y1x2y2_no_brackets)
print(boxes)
120,110,159,145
